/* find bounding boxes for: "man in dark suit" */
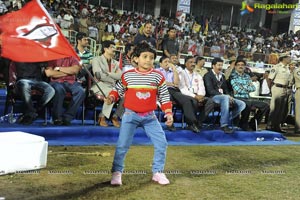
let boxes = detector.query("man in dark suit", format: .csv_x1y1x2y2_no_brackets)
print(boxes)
203,58,246,133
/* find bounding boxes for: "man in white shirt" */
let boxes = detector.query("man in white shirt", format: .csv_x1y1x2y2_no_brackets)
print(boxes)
179,56,215,129
249,75,261,97
261,70,270,96
62,10,74,29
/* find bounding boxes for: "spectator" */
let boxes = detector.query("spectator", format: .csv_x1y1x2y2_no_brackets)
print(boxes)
105,21,114,33
75,32,93,84
290,45,300,60
162,27,180,58
45,57,85,125
255,59,265,68
91,41,122,127
62,9,74,29
249,74,260,97
261,70,270,96
230,60,269,130
121,43,135,72
178,56,215,131
133,21,156,47
96,18,106,43
204,58,246,133
14,62,55,125
194,56,208,77
102,31,115,42
210,41,221,58
159,56,197,132
0,0,8,15
78,13,91,35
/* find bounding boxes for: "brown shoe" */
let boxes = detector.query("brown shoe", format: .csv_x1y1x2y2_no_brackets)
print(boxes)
112,116,120,128
98,116,108,127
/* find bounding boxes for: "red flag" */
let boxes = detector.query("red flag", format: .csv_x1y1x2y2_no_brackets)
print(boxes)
0,0,79,62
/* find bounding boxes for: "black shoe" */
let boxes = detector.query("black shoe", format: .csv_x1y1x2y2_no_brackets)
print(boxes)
221,126,234,134
167,124,176,131
276,129,287,134
197,122,203,129
249,120,257,131
20,115,35,125
240,124,249,131
17,114,25,124
267,127,286,134
53,119,63,126
63,119,71,126
187,123,200,133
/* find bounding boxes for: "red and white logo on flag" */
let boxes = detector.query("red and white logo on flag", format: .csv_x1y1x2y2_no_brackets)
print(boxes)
0,0,79,62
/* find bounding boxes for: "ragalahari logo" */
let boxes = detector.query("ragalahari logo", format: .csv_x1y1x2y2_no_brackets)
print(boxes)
240,1,254,15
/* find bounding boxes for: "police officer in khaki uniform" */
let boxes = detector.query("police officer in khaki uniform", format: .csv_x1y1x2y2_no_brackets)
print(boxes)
267,52,292,133
290,62,300,134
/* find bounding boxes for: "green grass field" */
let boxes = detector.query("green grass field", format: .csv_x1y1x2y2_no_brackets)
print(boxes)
1,136,300,200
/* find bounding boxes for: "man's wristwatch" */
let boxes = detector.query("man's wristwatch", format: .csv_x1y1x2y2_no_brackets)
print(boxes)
54,67,60,71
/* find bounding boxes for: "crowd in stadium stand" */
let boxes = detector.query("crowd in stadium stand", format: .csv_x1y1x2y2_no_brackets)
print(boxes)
42,0,300,65
2,0,300,64
0,0,299,134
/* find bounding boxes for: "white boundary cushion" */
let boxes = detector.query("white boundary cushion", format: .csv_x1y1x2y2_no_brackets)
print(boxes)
0,131,48,175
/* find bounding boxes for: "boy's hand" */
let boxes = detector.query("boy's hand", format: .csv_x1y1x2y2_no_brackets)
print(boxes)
104,96,113,105
165,113,173,126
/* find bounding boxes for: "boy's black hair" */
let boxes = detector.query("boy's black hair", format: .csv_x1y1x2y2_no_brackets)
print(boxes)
133,42,157,59
101,40,115,54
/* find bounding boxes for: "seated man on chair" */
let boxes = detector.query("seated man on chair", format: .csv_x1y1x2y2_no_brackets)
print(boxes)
14,62,55,125
157,56,201,133
75,32,94,85
45,56,86,125
230,60,270,131
178,56,215,132
203,58,246,134
91,40,122,127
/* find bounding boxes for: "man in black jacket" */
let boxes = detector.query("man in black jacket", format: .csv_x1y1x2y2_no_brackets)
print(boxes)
203,58,246,133
15,62,55,125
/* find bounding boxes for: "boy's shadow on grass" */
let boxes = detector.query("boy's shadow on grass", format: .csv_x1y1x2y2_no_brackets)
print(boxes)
38,177,157,200
38,181,112,200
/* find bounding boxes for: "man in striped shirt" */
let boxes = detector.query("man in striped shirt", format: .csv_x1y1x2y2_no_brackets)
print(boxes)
75,32,93,84
106,43,173,186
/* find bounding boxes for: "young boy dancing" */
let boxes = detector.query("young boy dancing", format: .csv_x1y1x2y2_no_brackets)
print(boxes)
105,42,173,185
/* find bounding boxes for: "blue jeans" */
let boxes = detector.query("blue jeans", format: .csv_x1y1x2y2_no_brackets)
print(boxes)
50,82,85,121
212,95,246,127
112,109,168,173
16,79,55,117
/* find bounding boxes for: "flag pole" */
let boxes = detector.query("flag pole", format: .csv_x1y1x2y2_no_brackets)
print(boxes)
82,65,106,97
